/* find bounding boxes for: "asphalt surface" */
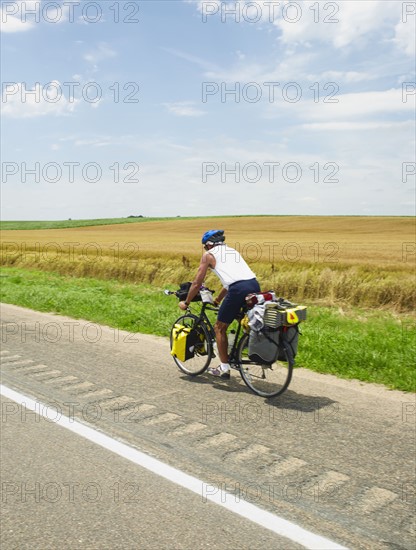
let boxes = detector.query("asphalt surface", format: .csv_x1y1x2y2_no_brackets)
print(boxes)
1,303,415,550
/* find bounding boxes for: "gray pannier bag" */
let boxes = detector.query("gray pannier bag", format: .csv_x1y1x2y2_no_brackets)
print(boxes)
248,301,281,364
247,299,305,364
248,327,279,364
248,301,301,364
277,325,299,361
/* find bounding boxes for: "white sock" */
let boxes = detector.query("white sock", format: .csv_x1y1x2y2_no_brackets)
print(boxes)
220,363,230,372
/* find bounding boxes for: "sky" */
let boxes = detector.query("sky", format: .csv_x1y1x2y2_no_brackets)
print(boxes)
1,0,415,219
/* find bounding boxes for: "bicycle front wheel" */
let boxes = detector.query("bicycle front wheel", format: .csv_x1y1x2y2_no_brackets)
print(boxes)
237,332,293,398
170,314,213,376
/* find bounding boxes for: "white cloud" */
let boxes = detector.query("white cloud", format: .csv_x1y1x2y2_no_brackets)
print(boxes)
1,82,79,118
268,88,415,122
393,17,416,56
163,47,219,72
91,99,103,109
274,1,414,58
73,137,111,147
204,51,316,83
3,130,413,216
205,62,268,83
0,14,33,33
164,101,206,117
190,1,412,57
308,71,377,84
0,0,93,31
297,197,318,203
0,0,38,33
301,121,414,132
186,0,221,15
84,43,116,64
273,1,399,48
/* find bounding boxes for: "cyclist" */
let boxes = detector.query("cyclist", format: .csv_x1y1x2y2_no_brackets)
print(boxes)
179,230,260,379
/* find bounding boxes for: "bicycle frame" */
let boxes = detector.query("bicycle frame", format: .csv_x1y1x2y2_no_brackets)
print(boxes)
182,300,293,366
186,302,217,343
187,301,246,368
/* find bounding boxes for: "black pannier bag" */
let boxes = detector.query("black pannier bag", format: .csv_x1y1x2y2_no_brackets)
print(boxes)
177,282,202,302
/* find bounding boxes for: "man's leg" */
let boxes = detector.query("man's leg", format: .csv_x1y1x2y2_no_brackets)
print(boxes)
207,320,231,378
214,320,229,363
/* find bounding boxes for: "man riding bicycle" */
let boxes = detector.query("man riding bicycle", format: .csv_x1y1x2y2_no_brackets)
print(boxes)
179,230,260,379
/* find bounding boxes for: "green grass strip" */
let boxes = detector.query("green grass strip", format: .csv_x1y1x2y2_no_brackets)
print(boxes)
0,214,281,230
1,266,414,392
0,217,176,230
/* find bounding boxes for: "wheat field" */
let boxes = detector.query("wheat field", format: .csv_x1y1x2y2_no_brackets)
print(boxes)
1,216,415,311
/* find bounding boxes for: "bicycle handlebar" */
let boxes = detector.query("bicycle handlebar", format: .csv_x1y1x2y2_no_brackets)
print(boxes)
163,287,215,297
163,288,219,310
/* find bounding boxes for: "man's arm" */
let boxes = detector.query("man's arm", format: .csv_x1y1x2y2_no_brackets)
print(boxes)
214,287,228,306
179,253,214,308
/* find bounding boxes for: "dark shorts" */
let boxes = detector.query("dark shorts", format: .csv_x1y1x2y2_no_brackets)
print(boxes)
217,278,260,325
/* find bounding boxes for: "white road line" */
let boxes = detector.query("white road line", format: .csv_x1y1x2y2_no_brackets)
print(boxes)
0,384,348,550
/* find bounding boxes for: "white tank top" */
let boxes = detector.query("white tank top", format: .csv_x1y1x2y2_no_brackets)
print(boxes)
208,244,256,289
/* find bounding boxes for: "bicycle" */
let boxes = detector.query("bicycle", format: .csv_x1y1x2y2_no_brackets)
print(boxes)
164,286,295,398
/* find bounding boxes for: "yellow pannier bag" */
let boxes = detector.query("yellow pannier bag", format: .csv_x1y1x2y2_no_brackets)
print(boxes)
284,306,307,325
263,303,307,328
171,324,198,362
241,314,250,333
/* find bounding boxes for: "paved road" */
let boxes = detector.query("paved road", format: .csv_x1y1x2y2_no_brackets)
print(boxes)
1,393,306,550
1,303,415,549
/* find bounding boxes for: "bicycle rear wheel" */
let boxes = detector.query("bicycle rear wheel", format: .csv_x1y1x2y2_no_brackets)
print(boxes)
170,314,213,376
237,332,293,398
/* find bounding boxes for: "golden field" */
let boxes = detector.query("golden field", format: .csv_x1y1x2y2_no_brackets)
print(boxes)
1,216,415,311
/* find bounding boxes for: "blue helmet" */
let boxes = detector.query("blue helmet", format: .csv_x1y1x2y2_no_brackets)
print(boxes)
201,229,225,245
